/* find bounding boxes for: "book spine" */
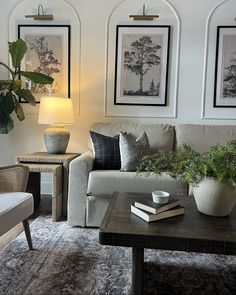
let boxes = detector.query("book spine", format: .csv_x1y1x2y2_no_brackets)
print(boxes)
149,208,185,222
131,205,149,222
134,202,156,214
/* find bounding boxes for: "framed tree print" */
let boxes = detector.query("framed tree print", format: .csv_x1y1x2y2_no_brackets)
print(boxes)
214,26,236,107
114,25,170,106
18,24,71,102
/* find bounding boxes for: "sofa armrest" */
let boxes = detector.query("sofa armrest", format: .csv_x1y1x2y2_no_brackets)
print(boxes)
0,164,29,193
67,150,94,226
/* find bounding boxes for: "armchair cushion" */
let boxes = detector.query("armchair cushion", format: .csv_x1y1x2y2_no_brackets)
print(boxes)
0,164,33,249
0,192,33,236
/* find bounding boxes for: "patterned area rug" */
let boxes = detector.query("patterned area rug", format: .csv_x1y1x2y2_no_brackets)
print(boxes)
0,216,236,295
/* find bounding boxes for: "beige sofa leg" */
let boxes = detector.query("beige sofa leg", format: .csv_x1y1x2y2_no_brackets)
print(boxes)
22,219,33,250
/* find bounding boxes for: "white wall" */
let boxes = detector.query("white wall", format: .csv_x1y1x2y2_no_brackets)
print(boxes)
0,0,236,169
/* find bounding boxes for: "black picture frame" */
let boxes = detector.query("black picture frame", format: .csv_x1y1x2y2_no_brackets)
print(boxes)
114,25,170,106
18,24,71,103
214,26,236,108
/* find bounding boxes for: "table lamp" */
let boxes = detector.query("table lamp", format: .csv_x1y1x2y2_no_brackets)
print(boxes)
38,97,74,154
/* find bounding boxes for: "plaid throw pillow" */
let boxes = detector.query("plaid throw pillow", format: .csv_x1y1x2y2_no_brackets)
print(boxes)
90,131,121,170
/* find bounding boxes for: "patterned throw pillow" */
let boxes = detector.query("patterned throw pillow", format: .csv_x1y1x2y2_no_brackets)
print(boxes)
119,131,150,172
89,131,121,170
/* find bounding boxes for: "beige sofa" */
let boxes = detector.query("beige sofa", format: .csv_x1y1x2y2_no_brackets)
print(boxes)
68,123,236,227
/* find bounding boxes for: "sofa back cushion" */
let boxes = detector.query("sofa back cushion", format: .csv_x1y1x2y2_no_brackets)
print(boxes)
175,124,236,153
89,122,175,154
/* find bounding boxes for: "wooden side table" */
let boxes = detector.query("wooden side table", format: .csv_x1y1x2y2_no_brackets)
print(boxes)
16,152,80,218
24,163,62,221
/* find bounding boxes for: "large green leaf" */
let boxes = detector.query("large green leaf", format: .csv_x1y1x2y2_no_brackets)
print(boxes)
12,80,22,91
15,89,36,106
0,111,14,134
14,99,25,121
0,93,15,113
8,39,27,69
0,80,12,91
0,94,14,134
0,80,22,91
20,71,54,84
0,109,9,125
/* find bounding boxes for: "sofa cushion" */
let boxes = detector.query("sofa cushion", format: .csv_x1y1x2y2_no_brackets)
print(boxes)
175,124,236,153
119,131,150,172
89,122,175,153
90,131,121,170
87,170,187,196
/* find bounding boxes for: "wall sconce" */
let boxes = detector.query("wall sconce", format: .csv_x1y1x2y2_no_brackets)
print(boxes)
38,97,74,154
25,4,53,21
129,5,159,21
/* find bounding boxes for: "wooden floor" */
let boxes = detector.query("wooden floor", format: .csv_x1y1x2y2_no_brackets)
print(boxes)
0,195,52,252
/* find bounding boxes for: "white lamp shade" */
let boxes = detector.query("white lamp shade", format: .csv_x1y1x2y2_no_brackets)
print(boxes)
38,97,74,125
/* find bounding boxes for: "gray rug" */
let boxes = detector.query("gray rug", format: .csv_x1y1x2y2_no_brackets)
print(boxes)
0,216,236,295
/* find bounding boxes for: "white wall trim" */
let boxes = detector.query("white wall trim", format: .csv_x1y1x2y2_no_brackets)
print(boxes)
200,0,235,120
8,0,23,69
160,0,181,119
104,0,181,118
104,0,126,117
63,0,81,116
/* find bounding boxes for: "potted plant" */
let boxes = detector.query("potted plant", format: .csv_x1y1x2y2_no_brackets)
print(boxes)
0,39,54,134
137,141,236,216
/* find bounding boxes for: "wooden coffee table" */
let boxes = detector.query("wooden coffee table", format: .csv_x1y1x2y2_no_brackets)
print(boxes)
99,192,236,295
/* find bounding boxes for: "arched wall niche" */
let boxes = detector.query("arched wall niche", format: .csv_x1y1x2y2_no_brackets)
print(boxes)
8,0,81,115
105,0,180,118
202,0,236,120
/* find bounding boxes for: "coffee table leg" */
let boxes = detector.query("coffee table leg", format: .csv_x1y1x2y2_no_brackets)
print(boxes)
132,247,144,295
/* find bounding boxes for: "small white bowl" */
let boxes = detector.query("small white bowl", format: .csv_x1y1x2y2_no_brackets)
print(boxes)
152,191,170,204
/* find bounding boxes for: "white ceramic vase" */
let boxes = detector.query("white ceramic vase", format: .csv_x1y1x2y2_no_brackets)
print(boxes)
193,177,236,217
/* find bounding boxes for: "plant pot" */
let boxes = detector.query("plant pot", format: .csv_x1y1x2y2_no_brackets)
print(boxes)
193,177,236,217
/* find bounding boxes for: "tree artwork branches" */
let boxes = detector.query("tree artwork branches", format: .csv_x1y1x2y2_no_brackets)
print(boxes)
223,53,236,98
123,36,161,95
30,36,61,76
29,36,61,93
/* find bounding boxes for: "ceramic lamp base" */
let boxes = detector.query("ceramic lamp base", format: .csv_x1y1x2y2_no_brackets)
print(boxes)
44,125,70,154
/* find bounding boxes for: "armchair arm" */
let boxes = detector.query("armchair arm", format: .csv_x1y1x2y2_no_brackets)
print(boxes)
67,151,94,226
0,164,29,192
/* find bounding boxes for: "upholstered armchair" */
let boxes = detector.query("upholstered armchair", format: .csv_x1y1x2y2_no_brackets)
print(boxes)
0,164,34,250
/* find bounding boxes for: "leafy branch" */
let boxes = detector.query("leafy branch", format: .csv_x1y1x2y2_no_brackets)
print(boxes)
137,141,236,189
0,39,54,134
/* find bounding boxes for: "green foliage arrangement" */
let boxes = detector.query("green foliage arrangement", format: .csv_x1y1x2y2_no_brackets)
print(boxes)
137,141,236,188
0,39,54,134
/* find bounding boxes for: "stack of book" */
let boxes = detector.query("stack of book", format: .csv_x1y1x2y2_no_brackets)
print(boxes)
131,197,184,222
